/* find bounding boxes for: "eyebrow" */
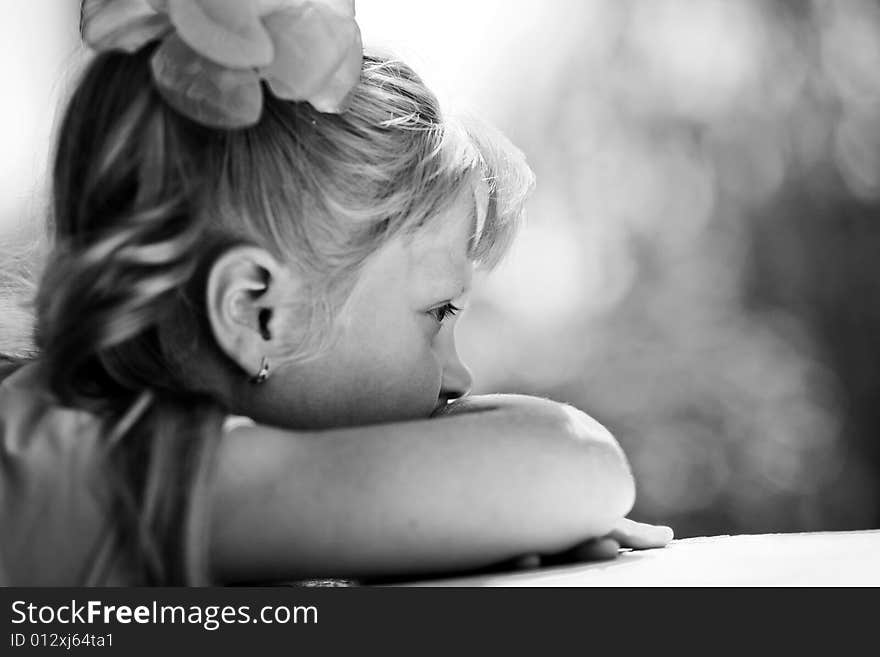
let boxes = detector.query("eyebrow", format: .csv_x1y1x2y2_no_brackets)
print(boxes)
421,264,471,304
448,278,471,299
424,274,469,304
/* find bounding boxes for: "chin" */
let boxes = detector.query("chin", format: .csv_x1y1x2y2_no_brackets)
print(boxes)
337,396,440,428
247,386,440,430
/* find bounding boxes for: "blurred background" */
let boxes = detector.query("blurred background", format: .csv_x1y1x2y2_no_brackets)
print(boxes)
2,0,879,538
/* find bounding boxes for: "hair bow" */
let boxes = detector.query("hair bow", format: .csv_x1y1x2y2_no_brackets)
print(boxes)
81,0,363,128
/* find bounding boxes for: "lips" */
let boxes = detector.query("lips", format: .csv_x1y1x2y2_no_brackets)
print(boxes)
431,397,451,416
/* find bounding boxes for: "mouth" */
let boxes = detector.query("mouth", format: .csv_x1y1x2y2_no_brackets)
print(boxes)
431,397,451,416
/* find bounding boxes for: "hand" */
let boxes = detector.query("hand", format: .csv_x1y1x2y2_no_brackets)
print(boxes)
505,518,674,571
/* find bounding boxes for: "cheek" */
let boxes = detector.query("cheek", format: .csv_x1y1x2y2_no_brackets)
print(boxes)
348,333,442,421
377,344,443,415
269,327,444,428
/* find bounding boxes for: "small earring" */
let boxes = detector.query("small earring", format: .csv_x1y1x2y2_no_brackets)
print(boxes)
251,356,270,384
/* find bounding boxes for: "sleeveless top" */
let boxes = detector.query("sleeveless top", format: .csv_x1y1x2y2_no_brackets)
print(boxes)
0,363,244,586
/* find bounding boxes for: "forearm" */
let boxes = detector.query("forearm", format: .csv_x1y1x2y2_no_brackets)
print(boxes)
435,394,634,508
210,394,635,582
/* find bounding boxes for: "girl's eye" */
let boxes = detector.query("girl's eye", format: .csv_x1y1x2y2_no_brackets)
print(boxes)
429,302,461,323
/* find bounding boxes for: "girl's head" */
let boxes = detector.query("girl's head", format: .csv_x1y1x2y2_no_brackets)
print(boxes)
28,18,535,583
38,44,534,430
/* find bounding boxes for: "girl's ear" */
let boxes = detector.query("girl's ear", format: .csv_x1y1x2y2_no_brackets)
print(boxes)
205,245,299,380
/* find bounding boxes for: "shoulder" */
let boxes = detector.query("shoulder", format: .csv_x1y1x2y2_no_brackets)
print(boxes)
0,362,101,466
223,414,256,432
0,358,21,384
0,362,113,584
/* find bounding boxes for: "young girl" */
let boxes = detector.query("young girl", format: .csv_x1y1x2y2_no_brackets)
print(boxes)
0,0,671,585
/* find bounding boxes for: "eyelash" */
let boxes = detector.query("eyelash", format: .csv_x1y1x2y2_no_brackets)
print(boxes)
430,302,461,323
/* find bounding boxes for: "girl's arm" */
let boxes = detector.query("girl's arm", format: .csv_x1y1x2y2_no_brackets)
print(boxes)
208,394,635,583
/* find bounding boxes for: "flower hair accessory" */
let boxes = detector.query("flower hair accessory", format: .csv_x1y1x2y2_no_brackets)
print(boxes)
81,0,363,128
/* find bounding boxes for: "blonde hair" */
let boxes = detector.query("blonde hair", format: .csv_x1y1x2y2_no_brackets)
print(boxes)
20,43,534,584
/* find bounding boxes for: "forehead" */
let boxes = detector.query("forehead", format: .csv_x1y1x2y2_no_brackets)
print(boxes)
411,186,477,257
342,182,483,311
407,182,483,285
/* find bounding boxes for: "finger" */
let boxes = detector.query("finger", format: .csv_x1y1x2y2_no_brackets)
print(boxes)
485,553,542,573
610,519,674,549
569,536,621,561
510,553,542,570
609,519,674,550
543,537,621,565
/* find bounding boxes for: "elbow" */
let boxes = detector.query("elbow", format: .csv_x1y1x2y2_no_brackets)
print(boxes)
586,442,636,529
449,394,637,551
561,403,635,520
534,401,636,543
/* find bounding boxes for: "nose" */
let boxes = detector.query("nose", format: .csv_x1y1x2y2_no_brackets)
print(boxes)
439,348,473,402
